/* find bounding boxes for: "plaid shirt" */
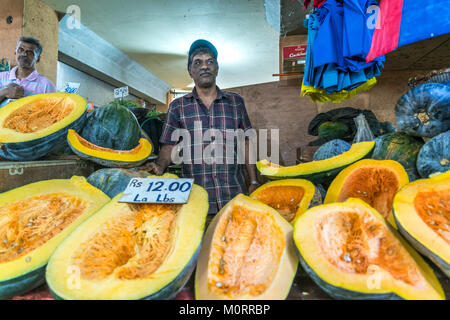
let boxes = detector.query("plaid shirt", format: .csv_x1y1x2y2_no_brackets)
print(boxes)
160,87,252,214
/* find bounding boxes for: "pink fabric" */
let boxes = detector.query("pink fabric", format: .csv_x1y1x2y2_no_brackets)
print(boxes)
366,0,404,62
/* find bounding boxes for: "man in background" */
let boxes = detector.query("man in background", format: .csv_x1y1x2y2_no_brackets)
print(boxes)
0,36,56,107
144,39,259,214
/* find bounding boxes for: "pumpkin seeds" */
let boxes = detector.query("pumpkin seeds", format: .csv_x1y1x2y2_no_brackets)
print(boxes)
344,253,352,262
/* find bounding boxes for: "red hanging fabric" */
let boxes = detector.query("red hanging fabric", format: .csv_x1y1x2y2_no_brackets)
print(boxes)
366,0,404,62
303,0,327,9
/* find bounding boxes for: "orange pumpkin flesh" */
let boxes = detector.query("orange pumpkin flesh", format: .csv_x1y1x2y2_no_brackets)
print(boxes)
414,189,450,245
71,203,182,281
3,96,74,133
206,205,285,298
336,167,399,219
71,130,146,155
325,160,409,227
316,209,422,286
251,186,305,222
0,193,87,263
294,198,445,300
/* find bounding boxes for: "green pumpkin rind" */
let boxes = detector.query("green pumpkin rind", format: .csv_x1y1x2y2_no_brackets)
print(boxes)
416,130,450,178
87,168,149,198
69,147,149,169
296,249,403,300
80,104,141,150
371,132,424,181
67,129,152,169
395,83,450,138
318,121,349,141
257,141,375,187
0,266,45,299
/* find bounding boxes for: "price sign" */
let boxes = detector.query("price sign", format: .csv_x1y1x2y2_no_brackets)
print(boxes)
114,86,129,99
119,178,194,204
63,82,80,94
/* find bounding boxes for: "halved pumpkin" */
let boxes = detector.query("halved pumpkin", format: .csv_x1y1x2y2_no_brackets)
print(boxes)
393,170,450,277
293,198,445,300
0,93,87,161
0,176,110,299
249,179,316,223
324,159,409,228
46,177,209,300
256,141,375,185
67,129,152,168
195,194,298,300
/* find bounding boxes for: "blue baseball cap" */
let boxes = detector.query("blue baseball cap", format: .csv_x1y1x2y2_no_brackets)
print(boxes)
188,39,218,68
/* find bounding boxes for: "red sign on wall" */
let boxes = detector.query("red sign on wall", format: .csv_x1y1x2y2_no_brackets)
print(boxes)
283,45,307,60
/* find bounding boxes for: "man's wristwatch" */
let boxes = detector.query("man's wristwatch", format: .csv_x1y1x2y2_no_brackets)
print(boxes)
250,180,259,185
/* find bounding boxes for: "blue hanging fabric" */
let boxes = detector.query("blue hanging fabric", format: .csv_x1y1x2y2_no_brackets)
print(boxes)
301,0,384,102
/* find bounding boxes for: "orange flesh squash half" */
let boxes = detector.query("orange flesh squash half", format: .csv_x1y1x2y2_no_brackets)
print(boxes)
325,160,409,227
71,203,182,280
251,186,305,222
336,167,399,219
294,199,445,300
206,205,285,298
3,97,74,133
316,209,422,285
0,193,87,263
71,130,146,155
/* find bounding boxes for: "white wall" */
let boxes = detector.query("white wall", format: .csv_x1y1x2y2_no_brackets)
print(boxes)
56,61,138,106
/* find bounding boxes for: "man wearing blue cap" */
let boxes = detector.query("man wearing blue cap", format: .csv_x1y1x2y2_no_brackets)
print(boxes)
144,39,259,215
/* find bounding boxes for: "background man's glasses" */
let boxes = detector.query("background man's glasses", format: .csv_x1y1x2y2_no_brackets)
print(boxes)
16,47,35,57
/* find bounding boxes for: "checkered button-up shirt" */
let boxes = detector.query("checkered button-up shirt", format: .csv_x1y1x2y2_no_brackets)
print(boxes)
160,87,252,214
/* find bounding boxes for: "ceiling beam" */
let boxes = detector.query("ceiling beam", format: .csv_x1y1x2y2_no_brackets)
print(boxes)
58,15,171,105
265,0,308,36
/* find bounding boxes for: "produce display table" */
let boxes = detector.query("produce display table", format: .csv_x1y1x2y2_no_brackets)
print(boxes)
0,156,97,193
2,159,448,301
10,263,450,300
10,208,450,301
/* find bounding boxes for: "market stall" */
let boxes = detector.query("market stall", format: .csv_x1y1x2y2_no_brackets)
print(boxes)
0,0,449,302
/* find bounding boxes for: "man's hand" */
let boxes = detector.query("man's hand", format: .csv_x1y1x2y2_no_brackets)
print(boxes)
1,83,25,99
141,162,164,176
138,144,174,176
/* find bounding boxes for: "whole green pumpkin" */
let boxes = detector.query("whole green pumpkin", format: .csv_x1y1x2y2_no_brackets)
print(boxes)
80,104,141,150
87,168,149,198
371,132,424,181
416,130,450,178
395,83,450,138
313,139,351,161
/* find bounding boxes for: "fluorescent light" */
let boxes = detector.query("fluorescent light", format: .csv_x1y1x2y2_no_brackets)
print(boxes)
215,43,241,64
